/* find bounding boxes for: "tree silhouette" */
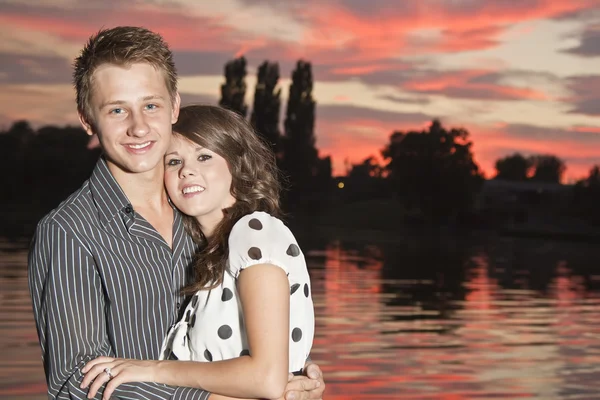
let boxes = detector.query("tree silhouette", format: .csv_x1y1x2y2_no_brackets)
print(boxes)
344,156,389,202
0,121,32,206
281,60,324,208
348,156,384,180
219,56,248,117
251,61,281,153
495,153,531,181
572,165,600,225
0,122,100,238
529,155,566,183
382,120,483,221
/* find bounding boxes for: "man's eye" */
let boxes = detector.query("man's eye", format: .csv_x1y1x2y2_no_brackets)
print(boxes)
146,104,158,110
198,154,212,162
110,108,124,115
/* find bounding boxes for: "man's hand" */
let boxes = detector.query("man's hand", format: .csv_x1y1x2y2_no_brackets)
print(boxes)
283,362,325,400
80,356,160,400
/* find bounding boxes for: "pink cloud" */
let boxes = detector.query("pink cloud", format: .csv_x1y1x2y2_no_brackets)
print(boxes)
403,70,549,101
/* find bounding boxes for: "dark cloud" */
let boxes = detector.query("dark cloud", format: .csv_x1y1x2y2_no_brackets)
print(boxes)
504,123,600,144
336,0,417,16
564,24,600,58
179,92,219,106
377,94,430,105
570,98,600,116
238,0,596,21
0,52,72,84
173,51,233,77
567,75,600,116
317,104,431,124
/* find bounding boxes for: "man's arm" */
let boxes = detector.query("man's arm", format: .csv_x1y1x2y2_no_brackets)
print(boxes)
28,219,209,400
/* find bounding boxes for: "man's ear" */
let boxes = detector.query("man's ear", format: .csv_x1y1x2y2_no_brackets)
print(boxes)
78,112,95,136
171,92,181,124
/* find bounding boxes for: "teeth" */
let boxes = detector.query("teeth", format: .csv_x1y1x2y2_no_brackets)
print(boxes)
128,142,151,149
183,186,205,194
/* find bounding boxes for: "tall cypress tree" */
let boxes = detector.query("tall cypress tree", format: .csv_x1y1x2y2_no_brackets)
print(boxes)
251,61,281,153
281,60,322,206
219,56,248,117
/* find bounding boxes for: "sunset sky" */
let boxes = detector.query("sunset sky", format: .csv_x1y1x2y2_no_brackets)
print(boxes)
1,0,599,180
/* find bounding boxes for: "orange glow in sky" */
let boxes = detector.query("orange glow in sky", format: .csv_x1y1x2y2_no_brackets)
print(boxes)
0,0,599,180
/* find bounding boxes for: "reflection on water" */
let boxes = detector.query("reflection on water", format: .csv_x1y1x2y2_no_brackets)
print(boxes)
2,232,600,399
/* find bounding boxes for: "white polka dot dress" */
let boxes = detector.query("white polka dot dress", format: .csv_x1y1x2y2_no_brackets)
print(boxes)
159,211,315,373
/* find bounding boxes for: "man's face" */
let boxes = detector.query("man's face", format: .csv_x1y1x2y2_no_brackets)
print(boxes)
80,62,180,177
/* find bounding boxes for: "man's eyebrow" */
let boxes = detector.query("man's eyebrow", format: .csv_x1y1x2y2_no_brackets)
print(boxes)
99,100,126,109
142,95,166,102
99,95,166,109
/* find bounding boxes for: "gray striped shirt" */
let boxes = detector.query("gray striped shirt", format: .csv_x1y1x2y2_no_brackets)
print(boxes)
28,157,210,400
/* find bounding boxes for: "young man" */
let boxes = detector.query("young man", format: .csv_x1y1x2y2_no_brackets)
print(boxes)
28,26,325,400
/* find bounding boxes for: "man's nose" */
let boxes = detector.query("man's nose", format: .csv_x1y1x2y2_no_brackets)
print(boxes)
128,111,150,138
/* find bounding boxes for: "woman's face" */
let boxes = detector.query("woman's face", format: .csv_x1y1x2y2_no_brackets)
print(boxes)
164,134,235,227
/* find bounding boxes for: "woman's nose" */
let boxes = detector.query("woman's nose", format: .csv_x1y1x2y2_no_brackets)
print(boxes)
180,164,196,178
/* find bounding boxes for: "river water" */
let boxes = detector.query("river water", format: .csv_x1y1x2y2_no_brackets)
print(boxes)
1,229,600,399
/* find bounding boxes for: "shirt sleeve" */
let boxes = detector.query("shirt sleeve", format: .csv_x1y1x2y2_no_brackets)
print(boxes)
228,212,302,278
28,219,210,400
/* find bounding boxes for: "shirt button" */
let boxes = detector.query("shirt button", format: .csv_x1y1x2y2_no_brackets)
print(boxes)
176,302,181,309
124,205,133,214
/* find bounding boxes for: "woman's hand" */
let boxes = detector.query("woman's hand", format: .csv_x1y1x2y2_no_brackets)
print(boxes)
80,356,161,399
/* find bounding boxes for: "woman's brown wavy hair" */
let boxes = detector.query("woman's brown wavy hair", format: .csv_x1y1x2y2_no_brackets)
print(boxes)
172,105,283,293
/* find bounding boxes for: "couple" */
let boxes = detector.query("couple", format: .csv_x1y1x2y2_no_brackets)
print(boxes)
28,26,325,400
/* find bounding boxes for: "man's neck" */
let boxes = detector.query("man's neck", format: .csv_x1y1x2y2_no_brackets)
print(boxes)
109,163,174,248
109,164,169,213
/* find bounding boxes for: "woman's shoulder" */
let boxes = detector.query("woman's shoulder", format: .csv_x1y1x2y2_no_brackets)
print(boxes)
228,211,302,276
231,211,288,236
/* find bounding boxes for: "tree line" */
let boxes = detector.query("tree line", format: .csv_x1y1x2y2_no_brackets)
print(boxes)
1,56,599,237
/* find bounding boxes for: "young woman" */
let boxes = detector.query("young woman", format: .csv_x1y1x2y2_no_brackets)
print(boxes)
81,105,315,400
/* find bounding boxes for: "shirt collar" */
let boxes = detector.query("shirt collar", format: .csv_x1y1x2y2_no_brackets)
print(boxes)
89,157,132,227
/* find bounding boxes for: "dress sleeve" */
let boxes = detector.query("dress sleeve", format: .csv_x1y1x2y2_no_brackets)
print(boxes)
228,212,302,278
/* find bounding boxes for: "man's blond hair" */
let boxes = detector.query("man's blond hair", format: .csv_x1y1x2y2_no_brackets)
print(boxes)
73,26,178,126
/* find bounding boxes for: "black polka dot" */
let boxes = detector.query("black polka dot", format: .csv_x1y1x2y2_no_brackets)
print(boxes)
286,244,300,257
183,335,186,346
191,295,198,307
248,247,262,260
221,288,233,302
170,351,178,361
190,314,196,328
290,283,300,295
240,349,250,357
291,328,303,342
304,283,309,297
185,310,191,322
218,324,233,340
248,218,263,230
204,349,213,362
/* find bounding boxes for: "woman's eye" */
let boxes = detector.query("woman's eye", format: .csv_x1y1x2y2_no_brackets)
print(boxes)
166,159,181,166
198,154,212,162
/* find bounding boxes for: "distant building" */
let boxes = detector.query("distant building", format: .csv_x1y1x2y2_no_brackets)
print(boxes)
475,179,573,228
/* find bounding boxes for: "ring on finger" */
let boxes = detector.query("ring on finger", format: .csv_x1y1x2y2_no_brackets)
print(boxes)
104,367,113,380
